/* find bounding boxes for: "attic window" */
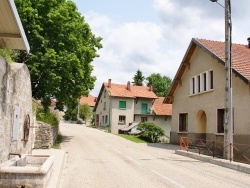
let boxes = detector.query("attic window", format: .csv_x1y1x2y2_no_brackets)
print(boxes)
190,70,213,95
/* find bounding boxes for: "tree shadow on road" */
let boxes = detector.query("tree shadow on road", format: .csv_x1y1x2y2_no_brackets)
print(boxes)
60,135,74,143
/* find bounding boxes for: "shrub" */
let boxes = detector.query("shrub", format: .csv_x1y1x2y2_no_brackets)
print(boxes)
36,108,59,126
137,122,164,143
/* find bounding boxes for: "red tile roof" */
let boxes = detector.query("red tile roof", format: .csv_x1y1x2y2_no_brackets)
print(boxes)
104,82,157,99
196,38,250,80
79,95,96,107
153,97,172,115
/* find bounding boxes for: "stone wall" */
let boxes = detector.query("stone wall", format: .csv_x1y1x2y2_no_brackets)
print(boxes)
0,57,34,163
34,121,59,149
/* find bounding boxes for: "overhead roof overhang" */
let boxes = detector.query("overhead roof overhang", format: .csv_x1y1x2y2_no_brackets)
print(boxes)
0,0,30,52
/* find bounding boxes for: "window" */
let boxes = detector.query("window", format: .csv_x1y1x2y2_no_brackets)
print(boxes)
141,103,148,114
102,116,105,124
104,90,106,98
197,75,201,93
179,113,188,132
141,117,148,122
119,101,126,109
103,102,106,110
217,109,224,133
118,115,126,124
217,108,234,133
203,73,207,91
105,115,108,124
210,70,213,89
190,70,213,95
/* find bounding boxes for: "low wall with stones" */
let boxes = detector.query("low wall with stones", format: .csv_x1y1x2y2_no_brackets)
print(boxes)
34,121,59,149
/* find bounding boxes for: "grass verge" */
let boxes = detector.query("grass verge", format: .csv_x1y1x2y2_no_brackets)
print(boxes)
52,133,62,149
118,134,147,143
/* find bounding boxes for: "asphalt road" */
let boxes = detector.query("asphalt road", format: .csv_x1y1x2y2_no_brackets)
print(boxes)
59,122,250,188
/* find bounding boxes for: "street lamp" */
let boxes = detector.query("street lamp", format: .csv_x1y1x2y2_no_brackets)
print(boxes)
210,0,233,161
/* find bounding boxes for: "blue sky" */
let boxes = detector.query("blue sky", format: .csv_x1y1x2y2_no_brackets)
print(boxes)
72,0,250,97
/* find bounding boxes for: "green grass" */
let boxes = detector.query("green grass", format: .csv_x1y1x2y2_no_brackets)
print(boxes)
118,134,147,143
52,133,62,149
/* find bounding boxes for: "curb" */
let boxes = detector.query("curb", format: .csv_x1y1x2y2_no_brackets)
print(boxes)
175,150,250,174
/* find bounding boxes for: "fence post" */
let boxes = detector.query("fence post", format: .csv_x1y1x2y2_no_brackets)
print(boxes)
180,137,182,150
230,143,232,162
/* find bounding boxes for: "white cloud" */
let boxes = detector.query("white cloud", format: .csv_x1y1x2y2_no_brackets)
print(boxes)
83,0,250,96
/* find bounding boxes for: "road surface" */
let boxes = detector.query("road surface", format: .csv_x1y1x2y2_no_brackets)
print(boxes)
59,122,250,188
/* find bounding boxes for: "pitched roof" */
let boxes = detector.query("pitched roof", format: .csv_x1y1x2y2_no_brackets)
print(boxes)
79,95,96,107
104,82,157,99
164,38,250,104
93,81,157,112
196,38,250,80
153,97,172,116
0,0,30,52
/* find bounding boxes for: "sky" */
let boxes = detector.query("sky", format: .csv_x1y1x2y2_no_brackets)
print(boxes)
72,0,250,97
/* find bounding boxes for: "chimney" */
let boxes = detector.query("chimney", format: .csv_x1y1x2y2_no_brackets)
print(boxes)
149,84,153,91
127,81,131,90
107,79,111,88
248,37,250,49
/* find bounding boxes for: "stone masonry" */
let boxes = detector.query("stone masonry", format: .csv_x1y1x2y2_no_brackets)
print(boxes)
34,121,59,149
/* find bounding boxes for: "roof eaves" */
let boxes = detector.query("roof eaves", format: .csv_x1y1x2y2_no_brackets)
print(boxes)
164,38,197,104
194,39,249,84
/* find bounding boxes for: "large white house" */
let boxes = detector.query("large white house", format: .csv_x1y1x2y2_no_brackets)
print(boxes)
94,79,172,135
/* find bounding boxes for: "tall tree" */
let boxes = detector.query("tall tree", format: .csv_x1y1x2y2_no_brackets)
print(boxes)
146,73,172,97
14,0,102,110
132,69,145,86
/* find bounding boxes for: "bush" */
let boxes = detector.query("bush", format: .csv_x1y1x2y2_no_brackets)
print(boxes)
137,122,164,143
36,108,59,126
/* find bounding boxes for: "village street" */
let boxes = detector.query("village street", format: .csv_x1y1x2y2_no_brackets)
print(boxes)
59,122,250,188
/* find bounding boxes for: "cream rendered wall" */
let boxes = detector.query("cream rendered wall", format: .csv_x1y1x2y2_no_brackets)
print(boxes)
232,74,250,135
172,47,226,135
111,97,134,134
172,46,250,144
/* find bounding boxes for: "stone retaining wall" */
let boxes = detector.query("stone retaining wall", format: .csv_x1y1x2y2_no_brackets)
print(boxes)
34,121,58,149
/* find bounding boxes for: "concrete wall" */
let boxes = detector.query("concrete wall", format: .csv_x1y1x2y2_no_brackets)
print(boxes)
0,57,34,163
170,46,250,145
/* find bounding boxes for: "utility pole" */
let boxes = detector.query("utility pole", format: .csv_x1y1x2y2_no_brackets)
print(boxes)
224,0,233,161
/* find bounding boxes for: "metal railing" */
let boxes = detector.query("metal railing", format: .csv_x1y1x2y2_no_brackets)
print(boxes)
179,137,250,164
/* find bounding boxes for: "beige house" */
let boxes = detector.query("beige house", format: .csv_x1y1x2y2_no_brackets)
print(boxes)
164,38,250,147
94,79,172,135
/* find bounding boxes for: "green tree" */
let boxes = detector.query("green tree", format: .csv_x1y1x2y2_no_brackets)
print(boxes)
15,0,102,110
0,49,19,62
137,122,164,143
146,73,172,97
63,98,78,121
132,69,145,86
79,103,92,121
